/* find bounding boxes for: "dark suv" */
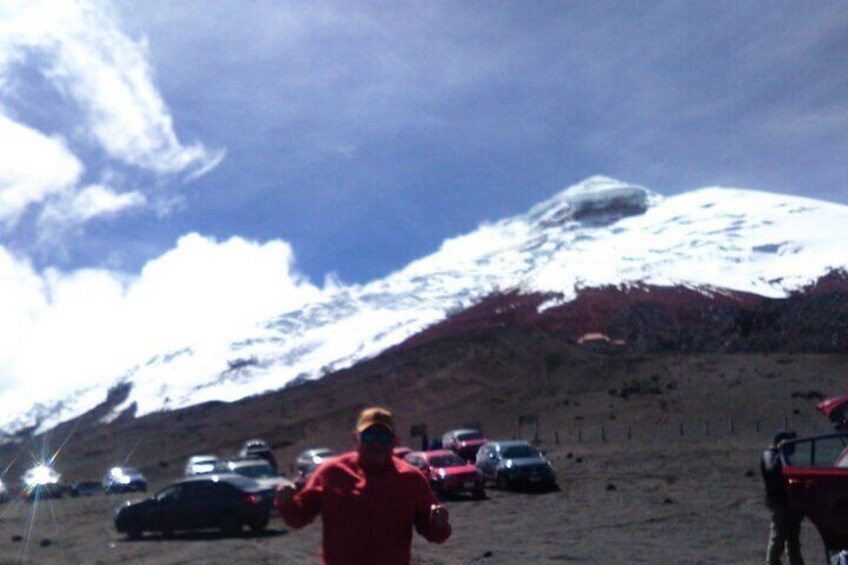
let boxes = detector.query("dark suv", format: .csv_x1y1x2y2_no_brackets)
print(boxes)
441,429,488,461
114,474,273,539
475,440,557,491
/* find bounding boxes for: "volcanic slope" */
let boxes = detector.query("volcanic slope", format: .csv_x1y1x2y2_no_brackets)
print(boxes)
5,176,848,436
0,277,846,563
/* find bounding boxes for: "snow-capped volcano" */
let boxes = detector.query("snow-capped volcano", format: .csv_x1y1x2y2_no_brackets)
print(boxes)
8,177,848,433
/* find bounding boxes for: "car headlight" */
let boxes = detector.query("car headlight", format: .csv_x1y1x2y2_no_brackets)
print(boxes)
505,460,513,469
437,469,446,478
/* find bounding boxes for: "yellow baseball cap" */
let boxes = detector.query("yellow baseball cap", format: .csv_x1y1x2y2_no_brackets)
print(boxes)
356,406,395,433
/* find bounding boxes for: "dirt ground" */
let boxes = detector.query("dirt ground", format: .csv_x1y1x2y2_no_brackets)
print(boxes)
0,352,844,564
0,441,823,564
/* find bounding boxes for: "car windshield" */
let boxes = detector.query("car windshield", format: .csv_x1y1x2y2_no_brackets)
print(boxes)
501,445,540,459
429,453,466,468
456,431,483,441
233,463,276,478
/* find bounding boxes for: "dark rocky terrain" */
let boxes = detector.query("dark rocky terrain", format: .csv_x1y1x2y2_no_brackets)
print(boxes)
0,271,846,563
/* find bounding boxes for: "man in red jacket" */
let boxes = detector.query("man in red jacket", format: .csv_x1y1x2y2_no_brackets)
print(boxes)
275,406,451,564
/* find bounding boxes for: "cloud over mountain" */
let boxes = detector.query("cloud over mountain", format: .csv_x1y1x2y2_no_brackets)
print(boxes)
0,0,222,234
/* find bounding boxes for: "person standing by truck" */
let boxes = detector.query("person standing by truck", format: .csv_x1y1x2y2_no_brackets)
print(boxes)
761,429,804,565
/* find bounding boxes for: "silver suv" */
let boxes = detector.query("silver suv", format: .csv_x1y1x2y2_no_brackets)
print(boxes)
184,454,221,477
224,457,294,491
475,441,557,491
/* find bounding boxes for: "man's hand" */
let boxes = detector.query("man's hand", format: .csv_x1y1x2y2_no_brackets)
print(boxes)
429,503,449,533
275,484,296,507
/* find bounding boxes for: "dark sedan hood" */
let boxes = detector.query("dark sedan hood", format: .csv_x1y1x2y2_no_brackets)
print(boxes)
120,497,153,511
501,457,548,469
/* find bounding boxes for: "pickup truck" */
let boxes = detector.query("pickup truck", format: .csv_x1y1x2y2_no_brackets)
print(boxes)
779,395,848,563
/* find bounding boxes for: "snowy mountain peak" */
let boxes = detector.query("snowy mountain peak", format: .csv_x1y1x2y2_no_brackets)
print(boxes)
526,176,660,228
7,178,848,434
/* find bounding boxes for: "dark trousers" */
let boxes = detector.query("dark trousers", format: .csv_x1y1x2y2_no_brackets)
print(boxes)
767,505,804,565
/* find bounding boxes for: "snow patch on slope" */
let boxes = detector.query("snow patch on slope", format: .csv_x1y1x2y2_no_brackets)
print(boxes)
10,177,848,433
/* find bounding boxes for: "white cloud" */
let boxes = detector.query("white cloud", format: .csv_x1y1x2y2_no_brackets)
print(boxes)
39,184,146,228
0,234,323,421
0,0,222,231
0,114,82,228
2,0,221,174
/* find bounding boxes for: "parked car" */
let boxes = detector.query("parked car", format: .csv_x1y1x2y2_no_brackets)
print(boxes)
475,441,557,491
404,450,485,499
295,448,335,474
293,463,317,491
103,466,148,494
21,464,64,500
70,480,103,497
0,477,9,502
780,432,848,561
184,454,222,477
238,438,279,471
223,457,294,491
114,474,274,539
442,429,488,461
818,394,848,431
393,446,413,460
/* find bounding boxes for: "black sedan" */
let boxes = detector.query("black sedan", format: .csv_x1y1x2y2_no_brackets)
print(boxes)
114,474,273,539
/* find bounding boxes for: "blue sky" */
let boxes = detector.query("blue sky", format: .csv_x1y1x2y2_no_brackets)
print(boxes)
0,0,846,409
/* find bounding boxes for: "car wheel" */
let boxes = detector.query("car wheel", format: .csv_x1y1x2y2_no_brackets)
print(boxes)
219,514,242,536
126,522,143,540
496,473,510,491
248,517,268,533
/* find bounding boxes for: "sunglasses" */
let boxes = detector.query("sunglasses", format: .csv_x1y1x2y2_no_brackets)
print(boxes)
360,428,394,446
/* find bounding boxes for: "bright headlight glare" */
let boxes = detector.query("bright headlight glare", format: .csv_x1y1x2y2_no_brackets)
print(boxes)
25,466,59,486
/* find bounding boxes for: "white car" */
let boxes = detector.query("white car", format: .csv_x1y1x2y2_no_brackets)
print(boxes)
295,448,335,474
223,457,295,491
21,464,63,500
184,454,221,477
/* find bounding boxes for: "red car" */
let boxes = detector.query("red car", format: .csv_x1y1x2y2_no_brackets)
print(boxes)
818,394,848,430
781,394,848,560
393,446,413,460
441,429,488,462
404,450,485,499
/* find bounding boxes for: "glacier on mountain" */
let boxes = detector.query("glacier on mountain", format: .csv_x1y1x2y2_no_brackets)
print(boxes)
5,176,848,434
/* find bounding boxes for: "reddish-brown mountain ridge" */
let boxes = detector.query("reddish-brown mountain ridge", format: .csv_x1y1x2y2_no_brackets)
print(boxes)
0,271,845,495
396,269,848,354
